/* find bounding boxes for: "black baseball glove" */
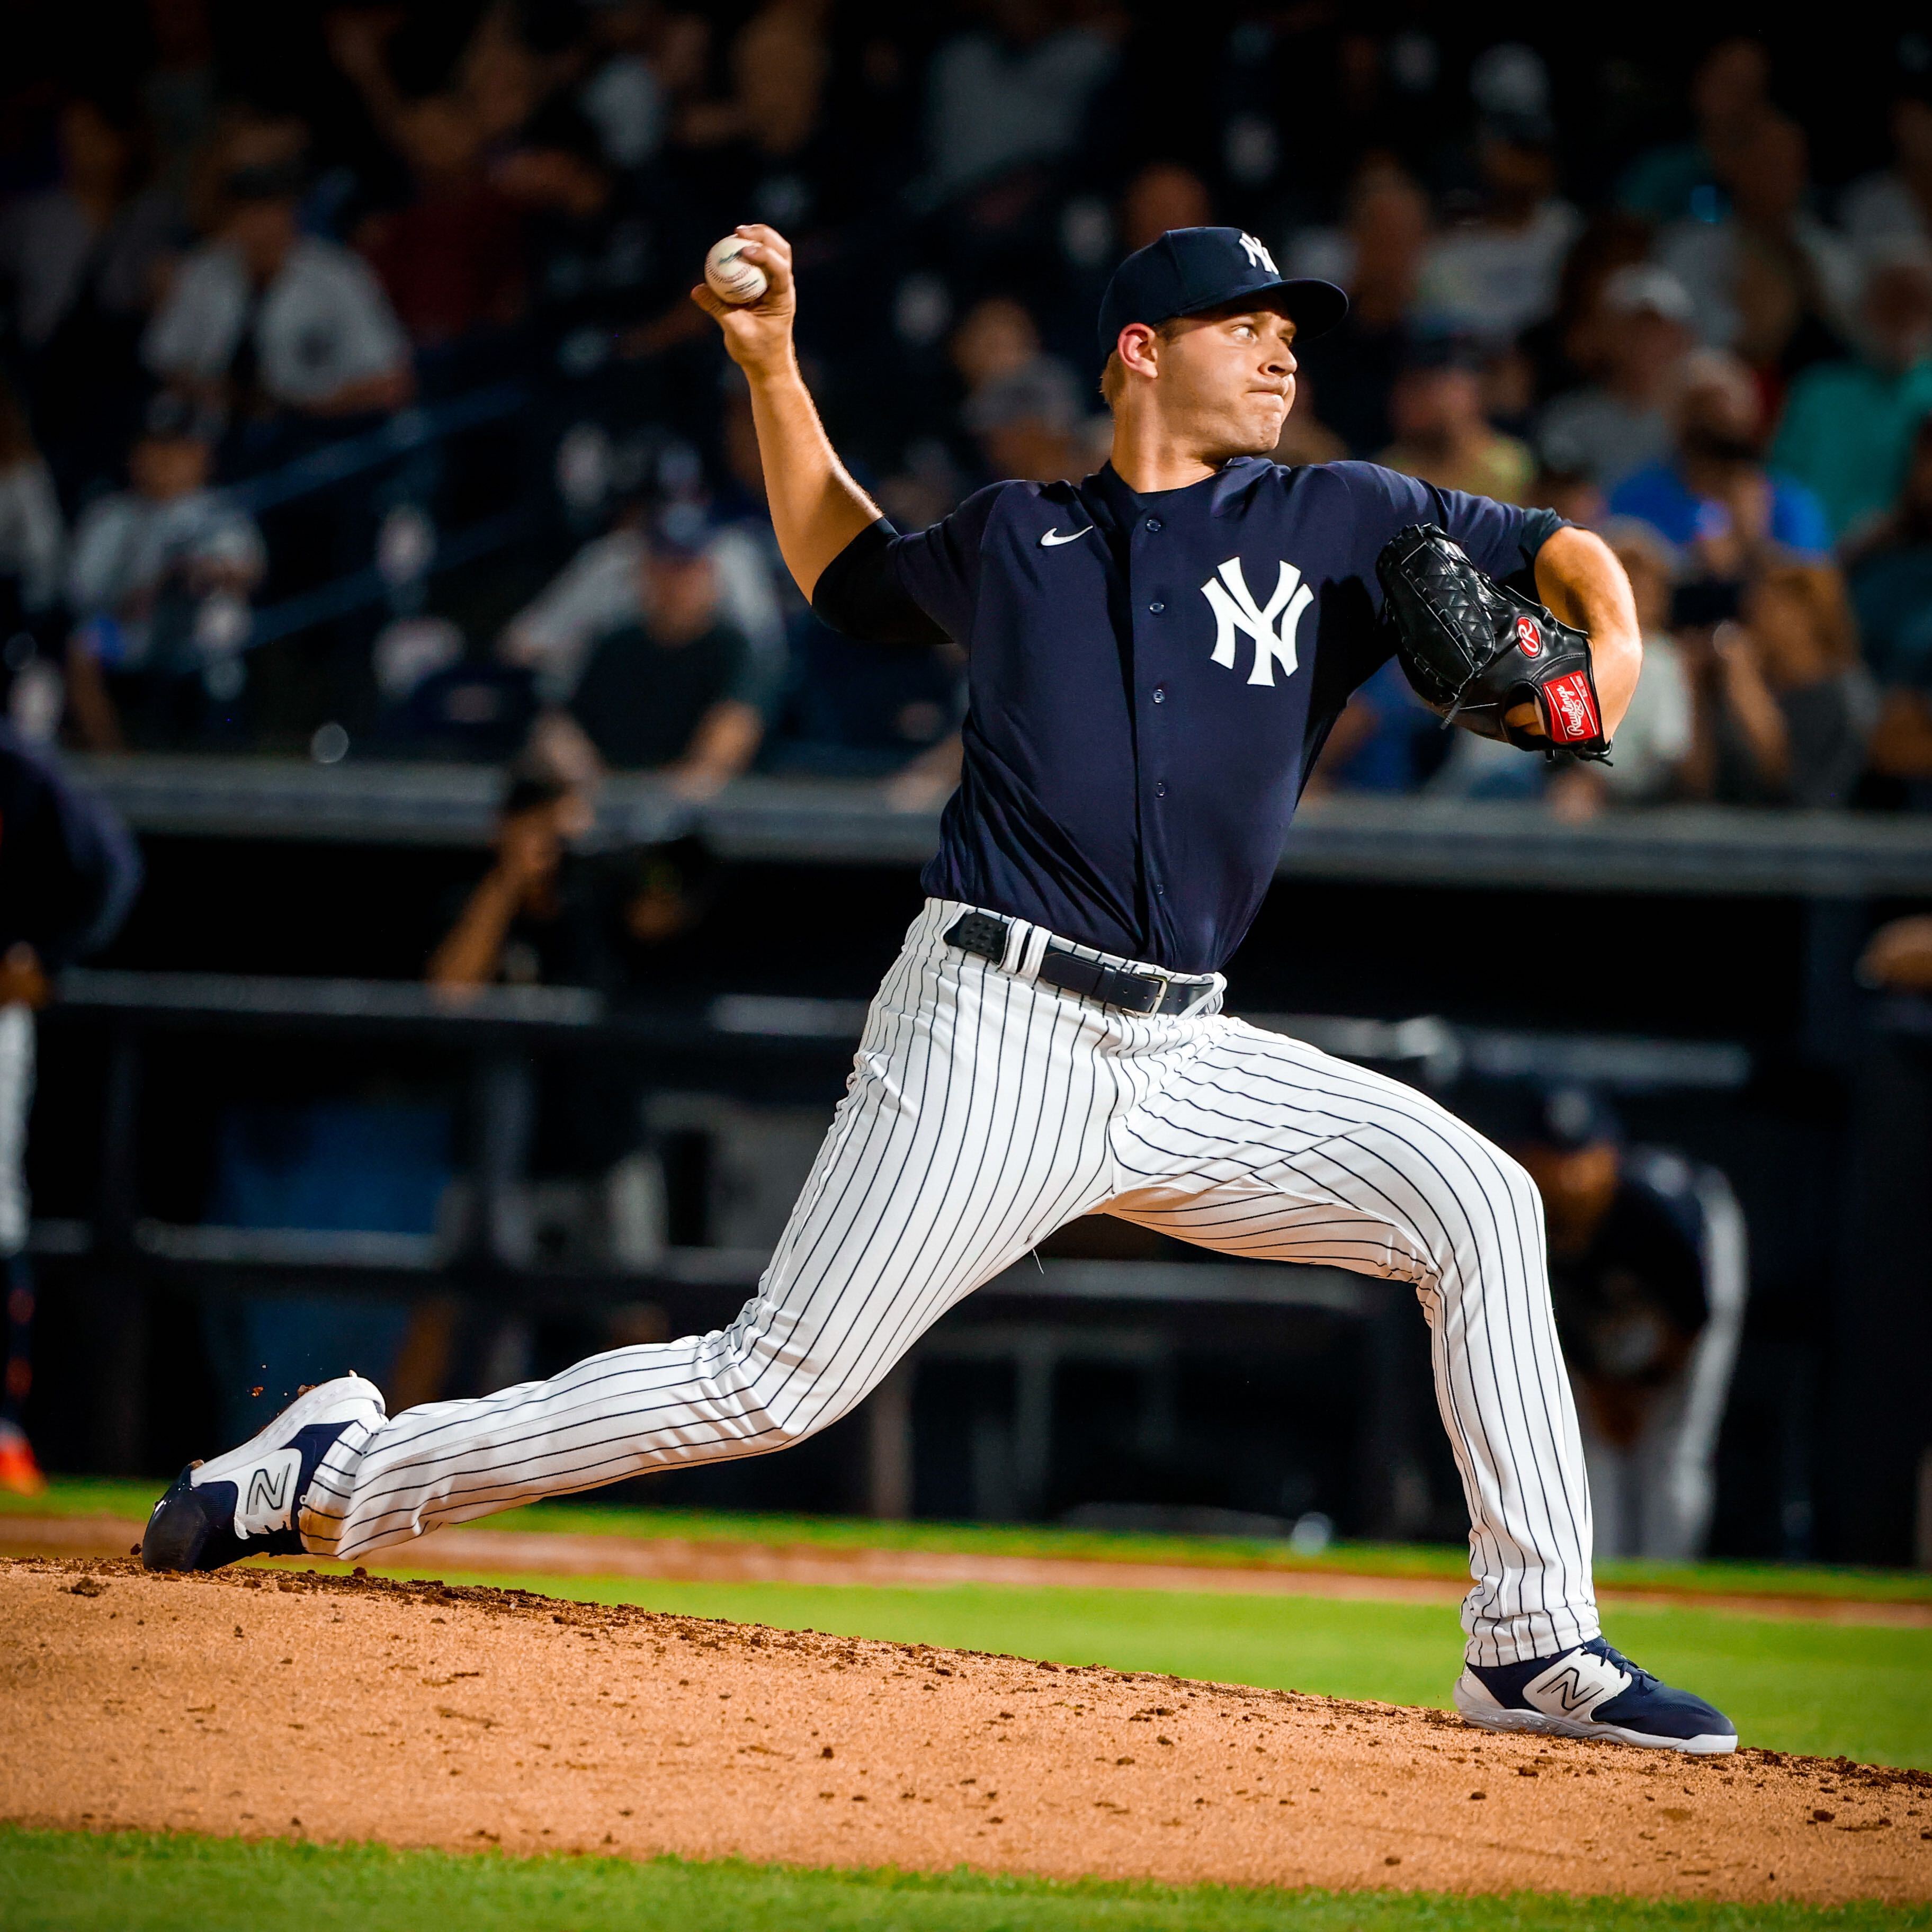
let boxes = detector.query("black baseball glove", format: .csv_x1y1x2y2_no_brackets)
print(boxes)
1375,523,1612,761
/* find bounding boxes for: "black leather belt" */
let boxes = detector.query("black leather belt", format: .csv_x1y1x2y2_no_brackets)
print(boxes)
945,911,1206,1017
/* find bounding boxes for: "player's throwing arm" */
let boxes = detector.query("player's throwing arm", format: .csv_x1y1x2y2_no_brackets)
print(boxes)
688,225,881,602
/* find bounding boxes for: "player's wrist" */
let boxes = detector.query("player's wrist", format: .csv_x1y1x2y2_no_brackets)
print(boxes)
736,336,801,385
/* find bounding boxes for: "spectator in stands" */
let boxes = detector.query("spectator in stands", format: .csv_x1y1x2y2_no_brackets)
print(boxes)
923,1,1120,201
1549,521,1695,815
1749,563,1875,806
1656,113,1858,400
1415,113,1580,345
1849,412,1932,685
1516,212,1655,411
0,725,141,1491
673,1,859,238
0,93,183,500
1375,340,1533,503
1848,415,1932,801
1679,563,1874,807
1770,252,1932,543
494,102,664,368
575,3,673,174
1840,85,1932,262
500,482,786,711
142,149,413,433
64,395,264,749
1535,265,1696,490
562,506,764,795
1524,463,1605,529
427,765,720,1002
428,764,596,993
1291,167,1430,457
1617,37,1773,225
0,386,65,643
1609,350,1831,570
141,0,218,196
355,92,525,356
952,295,1093,484
1498,1085,1746,1560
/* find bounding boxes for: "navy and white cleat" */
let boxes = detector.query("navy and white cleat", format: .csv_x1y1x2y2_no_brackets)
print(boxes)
142,1374,385,1572
1455,1637,1737,1755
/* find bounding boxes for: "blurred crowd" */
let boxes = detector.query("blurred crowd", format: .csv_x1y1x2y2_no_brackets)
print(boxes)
1,5,1930,815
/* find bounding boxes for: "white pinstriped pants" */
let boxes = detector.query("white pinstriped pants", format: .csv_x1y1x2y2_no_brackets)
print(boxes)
306,899,1599,1665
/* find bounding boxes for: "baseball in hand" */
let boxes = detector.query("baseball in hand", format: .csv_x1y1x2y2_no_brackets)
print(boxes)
705,236,768,306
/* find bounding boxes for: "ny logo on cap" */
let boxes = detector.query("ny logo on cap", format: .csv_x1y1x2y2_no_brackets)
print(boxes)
1201,558,1310,687
1238,233,1277,274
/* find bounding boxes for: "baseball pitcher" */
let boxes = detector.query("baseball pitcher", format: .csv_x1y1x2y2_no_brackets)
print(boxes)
145,225,1734,1754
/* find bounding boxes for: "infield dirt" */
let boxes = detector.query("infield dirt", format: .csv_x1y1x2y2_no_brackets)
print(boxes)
3,1558,1927,1905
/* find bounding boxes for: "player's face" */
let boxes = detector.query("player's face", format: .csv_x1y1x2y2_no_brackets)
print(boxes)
1157,307,1299,461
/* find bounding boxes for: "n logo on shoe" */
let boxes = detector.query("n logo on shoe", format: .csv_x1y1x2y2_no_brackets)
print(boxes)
234,1448,303,1539
1528,1649,1629,1720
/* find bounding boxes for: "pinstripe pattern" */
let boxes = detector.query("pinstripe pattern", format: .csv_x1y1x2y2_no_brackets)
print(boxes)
303,898,1598,1666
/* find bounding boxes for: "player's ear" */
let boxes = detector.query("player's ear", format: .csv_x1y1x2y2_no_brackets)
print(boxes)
1116,323,1161,380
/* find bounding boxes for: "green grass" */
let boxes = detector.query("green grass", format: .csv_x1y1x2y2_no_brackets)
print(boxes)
342,1564,1932,1771
0,1829,1921,1932
14,1478,1932,1605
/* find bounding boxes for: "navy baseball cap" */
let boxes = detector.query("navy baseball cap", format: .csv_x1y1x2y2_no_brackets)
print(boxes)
1097,227,1348,359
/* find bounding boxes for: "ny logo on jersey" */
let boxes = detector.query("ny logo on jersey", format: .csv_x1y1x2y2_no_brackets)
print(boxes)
1238,232,1277,274
1200,558,1312,687
232,1448,302,1538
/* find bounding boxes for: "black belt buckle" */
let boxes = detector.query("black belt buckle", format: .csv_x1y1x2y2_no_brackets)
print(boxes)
1039,945,1164,1015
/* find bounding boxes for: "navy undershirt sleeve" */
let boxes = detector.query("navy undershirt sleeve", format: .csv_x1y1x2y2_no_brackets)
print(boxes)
810,519,949,646
812,484,1014,647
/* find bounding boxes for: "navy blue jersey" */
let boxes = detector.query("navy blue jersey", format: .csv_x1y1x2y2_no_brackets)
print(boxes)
815,458,1562,973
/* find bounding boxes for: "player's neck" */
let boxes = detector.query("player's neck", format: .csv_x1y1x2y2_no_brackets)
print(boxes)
1106,410,1227,494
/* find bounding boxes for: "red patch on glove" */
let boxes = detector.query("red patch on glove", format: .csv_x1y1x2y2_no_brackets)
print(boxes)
1542,670,1602,746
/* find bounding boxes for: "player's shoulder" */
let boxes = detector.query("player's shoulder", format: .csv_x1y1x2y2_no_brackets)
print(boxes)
1313,459,1430,505
1238,457,1426,513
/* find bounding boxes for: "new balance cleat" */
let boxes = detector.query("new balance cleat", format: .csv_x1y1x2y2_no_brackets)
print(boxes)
142,1374,384,1572
1455,1636,1737,1754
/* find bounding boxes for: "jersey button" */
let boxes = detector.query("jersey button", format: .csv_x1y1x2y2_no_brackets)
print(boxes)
1155,780,1167,798
1148,600,1165,613
1151,684,1166,704
1146,517,1163,532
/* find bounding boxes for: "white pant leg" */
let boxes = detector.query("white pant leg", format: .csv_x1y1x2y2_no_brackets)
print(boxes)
1104,1016,1599,1667
305,902,1122,1561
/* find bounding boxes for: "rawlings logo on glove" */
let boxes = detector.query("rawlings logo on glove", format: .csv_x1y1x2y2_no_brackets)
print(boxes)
1375,523,1612,762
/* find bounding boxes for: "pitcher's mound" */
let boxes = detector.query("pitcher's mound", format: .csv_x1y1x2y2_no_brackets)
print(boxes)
2,1559,1925,1904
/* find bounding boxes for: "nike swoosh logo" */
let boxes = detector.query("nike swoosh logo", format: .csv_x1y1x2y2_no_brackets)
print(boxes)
1039,527,1093,548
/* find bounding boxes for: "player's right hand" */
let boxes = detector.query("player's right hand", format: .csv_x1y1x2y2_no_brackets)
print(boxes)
690,224,797,374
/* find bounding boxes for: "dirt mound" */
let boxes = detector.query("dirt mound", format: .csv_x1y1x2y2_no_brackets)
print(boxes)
2,1559,1926,1904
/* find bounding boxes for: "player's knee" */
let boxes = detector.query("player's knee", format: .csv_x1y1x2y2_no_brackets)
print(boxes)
1422,1122,1542,1285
